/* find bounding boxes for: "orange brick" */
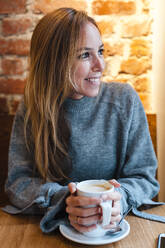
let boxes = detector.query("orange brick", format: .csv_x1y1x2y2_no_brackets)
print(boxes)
97,20,115,36
34,0,87,14
121,18,152,38
133,77,151,92
130,39,152,57
2,18,32,36
138,92,151,113
1,58,24,75
0,0,26,14
0,39,30,56
120,57,151,75
0,77,26,94
92,0,136,15
103,57,121,77
104,41,124,57
142,0,151,10
114,75,132,84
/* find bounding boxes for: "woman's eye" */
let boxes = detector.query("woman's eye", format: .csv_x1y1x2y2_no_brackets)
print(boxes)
78,52,90,59
98,48,104,56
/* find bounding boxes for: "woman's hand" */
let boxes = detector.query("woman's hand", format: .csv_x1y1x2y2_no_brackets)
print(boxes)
65,180,122,233
66,182,102,233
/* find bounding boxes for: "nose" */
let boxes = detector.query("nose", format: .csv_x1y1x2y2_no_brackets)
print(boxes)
92,56,105,72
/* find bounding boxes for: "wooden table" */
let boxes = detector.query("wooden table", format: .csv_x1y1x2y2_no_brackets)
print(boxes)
0,205,165,248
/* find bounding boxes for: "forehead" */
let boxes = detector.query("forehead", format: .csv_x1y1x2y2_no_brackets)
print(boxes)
78,22,102,48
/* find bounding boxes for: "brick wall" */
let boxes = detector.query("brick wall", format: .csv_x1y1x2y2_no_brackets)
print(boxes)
0,0,154,114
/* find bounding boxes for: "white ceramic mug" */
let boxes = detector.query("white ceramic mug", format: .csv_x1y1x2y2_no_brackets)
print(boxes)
76,179,114,237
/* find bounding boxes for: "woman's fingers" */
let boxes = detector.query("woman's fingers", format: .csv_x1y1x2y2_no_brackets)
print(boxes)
109,179,121,188
100,208,121,227
68,182,77,194
111,200,121,216
104,198,121,229
66,194,101,207
68,213,100,225
110,214,121,223
101,191,122,202
103,221,119,230
103,213,122,229
66,205,101,217
101,193,121,229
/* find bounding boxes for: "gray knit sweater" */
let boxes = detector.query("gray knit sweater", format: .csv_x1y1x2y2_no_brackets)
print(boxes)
3,82,165,233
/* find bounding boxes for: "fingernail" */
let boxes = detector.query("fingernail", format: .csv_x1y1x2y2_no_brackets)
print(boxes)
102,194,108,201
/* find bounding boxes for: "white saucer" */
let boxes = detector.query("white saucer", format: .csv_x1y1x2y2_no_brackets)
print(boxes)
59,219,130,245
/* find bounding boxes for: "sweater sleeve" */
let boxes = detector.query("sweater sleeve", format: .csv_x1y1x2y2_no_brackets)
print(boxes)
116,89,159,215
4,100,69,232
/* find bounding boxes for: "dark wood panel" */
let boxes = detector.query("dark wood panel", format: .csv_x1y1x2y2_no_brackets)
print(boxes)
146,114,157,154
0,114,14,205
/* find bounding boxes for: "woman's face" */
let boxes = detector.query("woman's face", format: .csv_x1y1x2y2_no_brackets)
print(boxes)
70,22,105,99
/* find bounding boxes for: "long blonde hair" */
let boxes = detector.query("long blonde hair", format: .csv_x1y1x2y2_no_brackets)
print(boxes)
24,8,99,182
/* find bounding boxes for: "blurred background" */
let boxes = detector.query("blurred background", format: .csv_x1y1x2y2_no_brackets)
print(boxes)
0,0,164,201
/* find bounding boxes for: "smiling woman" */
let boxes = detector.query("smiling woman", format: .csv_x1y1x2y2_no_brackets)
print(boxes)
3,7,164,238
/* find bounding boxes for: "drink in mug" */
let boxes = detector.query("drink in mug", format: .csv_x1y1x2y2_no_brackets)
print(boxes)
76,179,114,237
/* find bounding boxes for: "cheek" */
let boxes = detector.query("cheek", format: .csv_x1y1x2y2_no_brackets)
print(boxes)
74,63,90,81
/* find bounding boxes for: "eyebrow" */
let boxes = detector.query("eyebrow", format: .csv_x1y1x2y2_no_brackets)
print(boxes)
77,44,104,52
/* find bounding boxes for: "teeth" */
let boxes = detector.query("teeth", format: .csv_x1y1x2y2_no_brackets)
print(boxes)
86,78,100,82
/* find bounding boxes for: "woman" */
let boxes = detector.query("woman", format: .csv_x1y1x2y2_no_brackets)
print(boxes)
4,8,162,234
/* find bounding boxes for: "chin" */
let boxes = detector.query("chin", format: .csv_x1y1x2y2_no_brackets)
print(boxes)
86,89,99,98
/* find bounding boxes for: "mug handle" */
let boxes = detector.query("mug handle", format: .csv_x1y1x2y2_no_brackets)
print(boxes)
100,201,112,226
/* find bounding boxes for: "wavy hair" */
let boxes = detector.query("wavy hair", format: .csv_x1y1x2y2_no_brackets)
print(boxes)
24,8,99,182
